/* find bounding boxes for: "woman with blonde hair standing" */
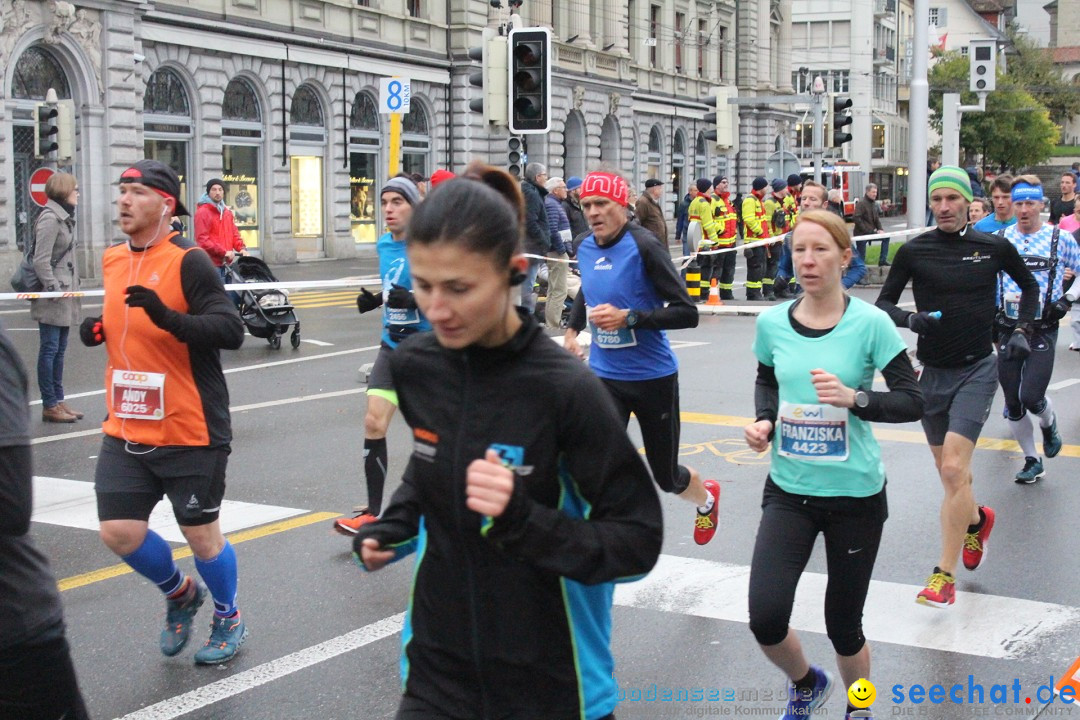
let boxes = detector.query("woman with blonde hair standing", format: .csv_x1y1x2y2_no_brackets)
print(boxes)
32,172,82,423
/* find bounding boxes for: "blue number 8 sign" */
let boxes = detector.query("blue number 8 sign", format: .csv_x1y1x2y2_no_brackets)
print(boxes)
387,80,403,111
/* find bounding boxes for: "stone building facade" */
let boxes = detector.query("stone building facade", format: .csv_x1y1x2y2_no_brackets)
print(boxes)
1,0,793,278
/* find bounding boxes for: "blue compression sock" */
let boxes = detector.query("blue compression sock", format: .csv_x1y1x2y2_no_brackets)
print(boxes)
195,540,239,617
121,530,184,596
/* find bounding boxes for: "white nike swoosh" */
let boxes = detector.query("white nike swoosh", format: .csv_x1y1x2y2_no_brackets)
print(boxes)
848,548,863,554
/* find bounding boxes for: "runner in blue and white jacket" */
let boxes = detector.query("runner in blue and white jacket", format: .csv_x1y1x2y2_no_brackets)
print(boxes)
996,175,1080,484
563,171,722,546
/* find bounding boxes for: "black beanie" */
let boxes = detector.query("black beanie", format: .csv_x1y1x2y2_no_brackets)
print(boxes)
713,175,727,187
206,178,225,193
696,178,712,193
752,177,768,192
787,173,803,187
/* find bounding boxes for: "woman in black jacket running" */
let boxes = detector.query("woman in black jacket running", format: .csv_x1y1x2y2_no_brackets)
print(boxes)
353,162,663,720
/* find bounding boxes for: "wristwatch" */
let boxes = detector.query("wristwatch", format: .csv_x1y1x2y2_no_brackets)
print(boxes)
625,310,639,328
853,389,870,409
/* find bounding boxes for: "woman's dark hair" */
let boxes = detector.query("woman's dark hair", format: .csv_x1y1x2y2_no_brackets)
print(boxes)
407,161,524,267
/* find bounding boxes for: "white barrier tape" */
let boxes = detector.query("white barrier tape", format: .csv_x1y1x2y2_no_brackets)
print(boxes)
0,275,382,303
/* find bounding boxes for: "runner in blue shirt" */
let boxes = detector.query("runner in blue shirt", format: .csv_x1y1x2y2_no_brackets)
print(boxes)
746,210,923,720
334,176,431,535
564,171,721,545
973,174,1017,234
995,175,1080,483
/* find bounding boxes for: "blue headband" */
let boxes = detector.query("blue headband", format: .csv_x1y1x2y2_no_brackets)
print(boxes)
1011,183,1043,202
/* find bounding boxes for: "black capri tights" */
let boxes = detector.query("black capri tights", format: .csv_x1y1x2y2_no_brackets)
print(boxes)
996,328,1056,421
748,477,887,657
601,373,691,495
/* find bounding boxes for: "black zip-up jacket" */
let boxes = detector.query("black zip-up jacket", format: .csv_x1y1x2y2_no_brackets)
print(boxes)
355,312,663,720
876,226,1038,368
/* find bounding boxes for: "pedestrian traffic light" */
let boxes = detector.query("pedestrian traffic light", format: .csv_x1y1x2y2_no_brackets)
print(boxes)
468,28,508,126
34,102,59,158
56,100,75,163
825,94,853,149
969,40,996,93
508,26,551,134
507,136,524,177
703,86,737,150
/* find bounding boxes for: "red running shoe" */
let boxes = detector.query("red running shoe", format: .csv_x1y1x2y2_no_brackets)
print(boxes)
333,510,378,536
962,505,995,571
915,568,955,607
693,480,720,545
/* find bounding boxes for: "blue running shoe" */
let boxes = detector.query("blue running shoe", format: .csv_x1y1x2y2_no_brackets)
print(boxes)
1041,418,1062,459
194,613,248,665
160,579,207,657
780,665,833,719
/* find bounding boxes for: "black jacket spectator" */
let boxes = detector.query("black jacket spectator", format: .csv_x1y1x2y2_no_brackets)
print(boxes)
521,177,550,255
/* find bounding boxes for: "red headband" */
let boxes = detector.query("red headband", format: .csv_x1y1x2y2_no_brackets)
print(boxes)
581,172,629,207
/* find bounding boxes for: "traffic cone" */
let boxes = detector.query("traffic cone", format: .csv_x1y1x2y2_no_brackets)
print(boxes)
706,278,723,306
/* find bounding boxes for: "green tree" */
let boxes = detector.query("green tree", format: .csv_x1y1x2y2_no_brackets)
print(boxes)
1004,25,1080,127
929,52,1060,171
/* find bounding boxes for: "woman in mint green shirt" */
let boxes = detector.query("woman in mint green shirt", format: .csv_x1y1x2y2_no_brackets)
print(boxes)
743,210,923,720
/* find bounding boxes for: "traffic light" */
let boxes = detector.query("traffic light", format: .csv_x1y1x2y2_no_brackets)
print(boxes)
825,94,853,149
969,40,996,93
34,103,59,158
468,28,508,126
56,100,75,163
507,136,524,177
703,86,737,150
508,26,551,134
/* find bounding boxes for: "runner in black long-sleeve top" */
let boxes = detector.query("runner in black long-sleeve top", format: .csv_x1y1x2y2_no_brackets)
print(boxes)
875,165,1039,607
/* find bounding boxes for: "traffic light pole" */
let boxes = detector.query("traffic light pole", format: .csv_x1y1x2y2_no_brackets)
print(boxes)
811,87,824,184
940,92,987,168
907,0,929,230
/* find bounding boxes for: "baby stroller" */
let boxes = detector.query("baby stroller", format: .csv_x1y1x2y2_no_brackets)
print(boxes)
223,256,301,349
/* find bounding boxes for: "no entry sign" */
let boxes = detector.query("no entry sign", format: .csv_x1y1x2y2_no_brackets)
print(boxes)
29,167,55,207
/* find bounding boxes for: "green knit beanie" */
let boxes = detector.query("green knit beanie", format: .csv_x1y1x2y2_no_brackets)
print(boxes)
927,165,973,202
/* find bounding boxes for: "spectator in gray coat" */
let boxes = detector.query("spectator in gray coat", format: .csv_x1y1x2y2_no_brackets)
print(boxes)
544,177,572,329
31,173,82,423
519,162,550,311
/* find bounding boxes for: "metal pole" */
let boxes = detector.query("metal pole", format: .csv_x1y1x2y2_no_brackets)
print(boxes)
812,89,824,184
907,0,929,229
942,93,960,167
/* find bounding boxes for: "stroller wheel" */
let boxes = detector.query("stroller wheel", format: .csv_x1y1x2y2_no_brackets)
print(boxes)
290,329,301,349
269,334,281,350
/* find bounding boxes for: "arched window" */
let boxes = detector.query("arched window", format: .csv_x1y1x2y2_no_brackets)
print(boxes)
672,129,687,199
647,126,663,181
223,78,261,123
222,77,264,250
143,67,193,217
350,92,381,245
289,85,325,144
12,46,71,100
695,132,708,184
402,104,431,178
600,115,620,166
562,111,586,180
145,68,191,117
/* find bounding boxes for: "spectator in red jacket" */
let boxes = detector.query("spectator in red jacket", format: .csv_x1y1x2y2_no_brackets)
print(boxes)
195,178,246,279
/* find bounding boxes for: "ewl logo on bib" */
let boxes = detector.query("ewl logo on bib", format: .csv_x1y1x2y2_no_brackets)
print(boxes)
594,256,613,271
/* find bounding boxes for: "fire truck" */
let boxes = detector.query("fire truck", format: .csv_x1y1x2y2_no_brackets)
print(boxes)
801,162,865,221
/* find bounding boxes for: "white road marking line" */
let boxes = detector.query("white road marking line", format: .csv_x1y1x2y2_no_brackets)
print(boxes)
28,345,379,406
31,388,366,445
299,338,333,346
106,552,1080,718
613,554,1079,660
1048,378,1080,391
113,613,405,720
31,477,306,542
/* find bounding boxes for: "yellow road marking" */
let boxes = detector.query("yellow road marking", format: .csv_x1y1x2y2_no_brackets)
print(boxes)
681,411,1077,457
58,511,339,592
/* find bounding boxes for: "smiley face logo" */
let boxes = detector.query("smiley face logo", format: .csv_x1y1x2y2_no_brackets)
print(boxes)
847,678,876,709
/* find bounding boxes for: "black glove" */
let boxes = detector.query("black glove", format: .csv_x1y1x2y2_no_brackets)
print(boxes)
1045,298,1072,324
79,316,105,346
907,311,942,335
386,284,418,310
124,285,171,326
1004,329,1031,361
356,287,382,314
